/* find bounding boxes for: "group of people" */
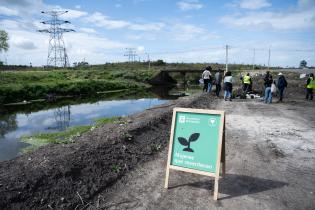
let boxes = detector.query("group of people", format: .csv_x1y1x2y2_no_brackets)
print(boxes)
201,66,233,101
201,66,315,102
263,71,288,103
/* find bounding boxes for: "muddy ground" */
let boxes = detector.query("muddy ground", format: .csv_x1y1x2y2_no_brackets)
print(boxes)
0,72,314,209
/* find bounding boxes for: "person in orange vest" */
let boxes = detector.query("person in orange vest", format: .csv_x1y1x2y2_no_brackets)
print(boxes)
306,73,315,100
243,73,252,93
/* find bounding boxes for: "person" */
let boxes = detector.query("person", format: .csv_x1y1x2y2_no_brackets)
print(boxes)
208,74,213,93
264,71,271,89
223,71,233,101
214,69,223,97
202,66,211,92
243,73,252,93
306,73,315,100
276,72,288,102
264,72,273,103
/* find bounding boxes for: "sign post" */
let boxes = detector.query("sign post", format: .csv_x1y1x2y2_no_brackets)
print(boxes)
164,108,225,200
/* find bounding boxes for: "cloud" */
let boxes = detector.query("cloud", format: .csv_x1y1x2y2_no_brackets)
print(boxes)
0,6,19,16
125,34,142,40
129,23,165,31
239,0,271,10
177,0,203,11
137,46,145,53
170,24,219,41
62,9,88,19
75,5,81,9
12,38,37,50
85,12,130,29
220,9,315,30
298,0,315,9
85,12,165,31
0,0,46,17
79,28,96,33
115,4,122,8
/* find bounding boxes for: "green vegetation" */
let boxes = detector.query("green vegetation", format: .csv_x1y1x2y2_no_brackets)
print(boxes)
94,116,122,126
0,62,268,104
21,116,121,153
111,164,121,173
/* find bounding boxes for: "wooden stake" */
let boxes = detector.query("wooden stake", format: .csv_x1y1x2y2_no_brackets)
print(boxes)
214,177,219,200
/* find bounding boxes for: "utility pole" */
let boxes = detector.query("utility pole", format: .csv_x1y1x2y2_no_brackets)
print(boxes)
267,47,271,70
225,45,229,73
252,48,256,71
145,52,150,70
38,11,75,68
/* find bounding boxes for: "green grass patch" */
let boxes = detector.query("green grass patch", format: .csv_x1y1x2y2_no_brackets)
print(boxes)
94,116,121,127
21,116,122,153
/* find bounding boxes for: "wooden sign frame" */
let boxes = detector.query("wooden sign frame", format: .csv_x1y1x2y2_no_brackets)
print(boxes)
164,108,226,200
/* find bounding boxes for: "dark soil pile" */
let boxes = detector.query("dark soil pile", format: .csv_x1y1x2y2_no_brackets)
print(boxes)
0,94,210,209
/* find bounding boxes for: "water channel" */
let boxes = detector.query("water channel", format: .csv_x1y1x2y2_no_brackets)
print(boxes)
0,88,179,161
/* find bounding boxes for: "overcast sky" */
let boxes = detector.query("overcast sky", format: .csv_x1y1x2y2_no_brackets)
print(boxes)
0,0,314,67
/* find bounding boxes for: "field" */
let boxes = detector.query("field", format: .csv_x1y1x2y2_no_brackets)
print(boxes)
0,62,265,104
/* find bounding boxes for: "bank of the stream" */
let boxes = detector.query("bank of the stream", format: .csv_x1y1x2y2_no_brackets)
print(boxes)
0,92,203,209
0,62,269,104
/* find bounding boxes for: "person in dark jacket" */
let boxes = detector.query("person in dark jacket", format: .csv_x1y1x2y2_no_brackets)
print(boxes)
264,72,273,103
214,69,223,97
277,72,288,102
306,73,315,100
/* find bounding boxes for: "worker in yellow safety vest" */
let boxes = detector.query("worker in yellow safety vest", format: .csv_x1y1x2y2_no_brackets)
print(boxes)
243,73,252,93
306,73,315,100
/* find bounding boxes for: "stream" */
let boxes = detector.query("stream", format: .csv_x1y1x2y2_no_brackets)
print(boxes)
0,87,184,161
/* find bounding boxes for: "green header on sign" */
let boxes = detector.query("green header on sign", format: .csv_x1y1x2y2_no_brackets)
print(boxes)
170,112,221,173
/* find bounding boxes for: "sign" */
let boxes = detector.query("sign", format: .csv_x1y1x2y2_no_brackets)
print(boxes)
164,108,225,200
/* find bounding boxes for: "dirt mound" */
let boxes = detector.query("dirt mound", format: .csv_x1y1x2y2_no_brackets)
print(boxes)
0,94,207,209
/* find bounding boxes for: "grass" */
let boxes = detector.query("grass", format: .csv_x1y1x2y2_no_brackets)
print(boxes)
21,116,121,153
0,62,269,104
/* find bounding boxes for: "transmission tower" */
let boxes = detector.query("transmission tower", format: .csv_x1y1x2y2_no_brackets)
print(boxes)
124,48,137,62
38,11,75,67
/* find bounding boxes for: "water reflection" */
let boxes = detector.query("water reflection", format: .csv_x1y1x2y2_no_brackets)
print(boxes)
0,114,17,138
52,106,71,131
0,97,168,161
0,85,202,161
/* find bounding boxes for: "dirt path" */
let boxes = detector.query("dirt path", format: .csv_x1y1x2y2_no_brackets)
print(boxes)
90,97,315,210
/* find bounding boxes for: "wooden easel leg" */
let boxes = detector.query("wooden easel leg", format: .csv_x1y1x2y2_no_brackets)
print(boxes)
222,161,226,177
221,121,226,177
214,177,219,200
164,168,170,189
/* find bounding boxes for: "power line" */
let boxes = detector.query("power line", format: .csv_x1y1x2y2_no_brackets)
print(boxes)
38,10,75,68
124,48,137,62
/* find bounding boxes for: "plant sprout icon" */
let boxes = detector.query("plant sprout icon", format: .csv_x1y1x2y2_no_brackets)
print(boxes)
178,133,200,152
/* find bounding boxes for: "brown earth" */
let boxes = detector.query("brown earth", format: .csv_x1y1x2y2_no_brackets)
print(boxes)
0,72,314,210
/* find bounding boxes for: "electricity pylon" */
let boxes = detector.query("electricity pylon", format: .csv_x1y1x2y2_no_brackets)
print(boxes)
38,11,74,68
124,48,137,62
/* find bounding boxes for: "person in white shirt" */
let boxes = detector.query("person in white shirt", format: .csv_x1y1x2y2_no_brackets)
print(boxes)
202,66,212,92
223,71,234,101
